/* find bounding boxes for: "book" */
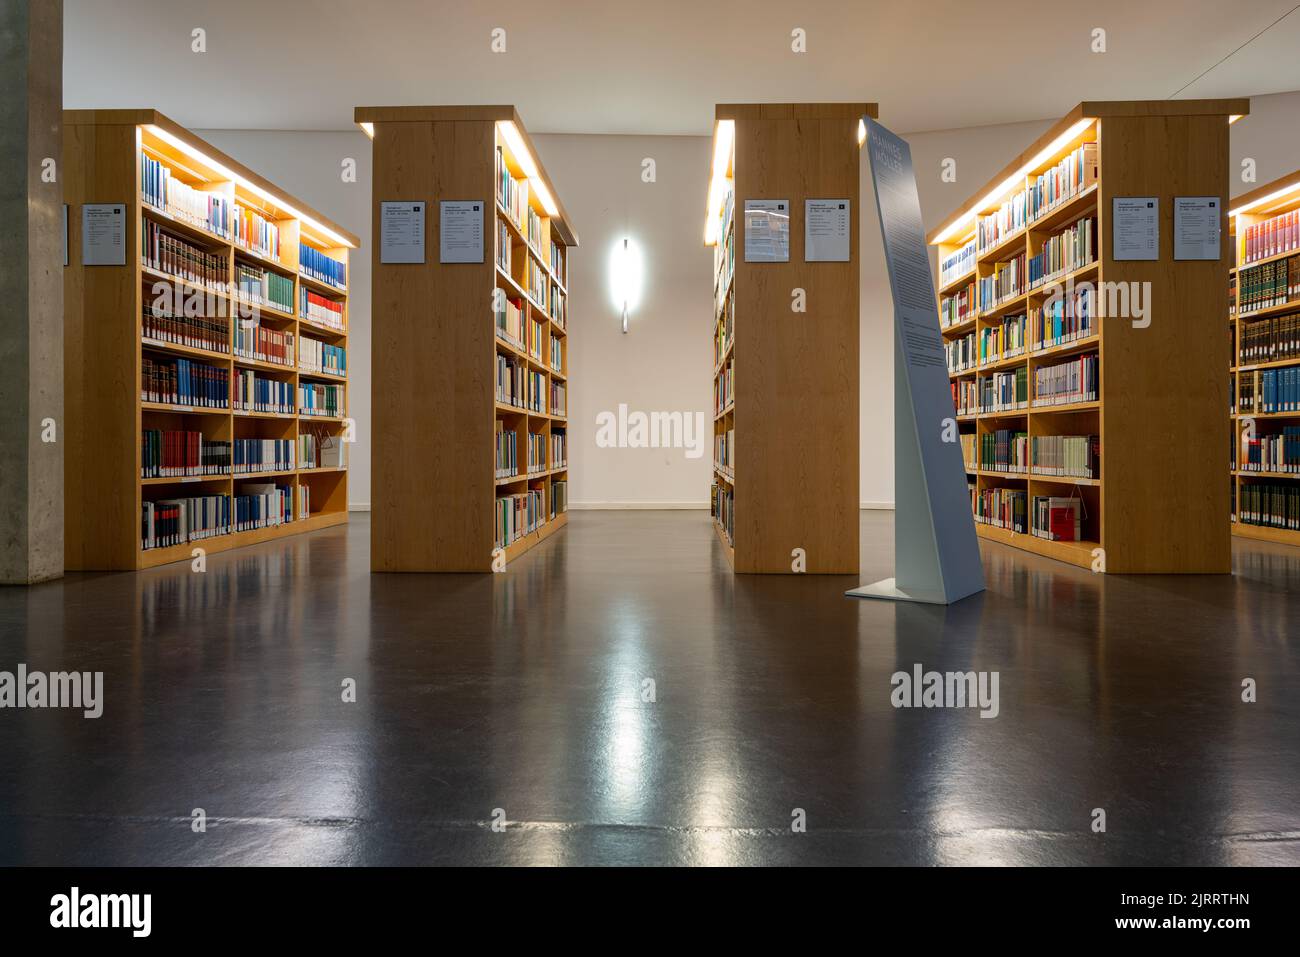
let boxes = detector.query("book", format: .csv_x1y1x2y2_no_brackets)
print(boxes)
141,152,230,237
951,378,977,416
232,438,294,474
978,189,1026,252
550,479,567,520
711,482,734,544
551,430,567,470
299,244,346,289
142,306,228,354
141,494,230,549
298,382,345,417
527,431,546,474
1027,215,1095,289
979,253,1025,308
298,337,346,376
976,486,1026,532
141,430,230,478
1027,142,1098,221
978,367,1028,412
495,294,524,347
496,146,530,227
1238,365,1300,414
1240,426,1300,473
1242,209,1300,265
496,354,526,408
946,331,976,374
1031,434,1099,478
1240,313,1300,364
233,369,293,414
141,355,229,408
1034,353,1098,406
1029,284,1094,351
550,336,564,373
142,221,228,290
981,428,1028,473
715,360,734,413
495,489,545,547
299,288,345,330
550,379,566,417
940,280,977,328
1238,256,1299,315
939,238,977,288
232,204,281,260
495,423,517,479
714,428,735,471
978,314,1026,364
234,482,294,530
1239,481,1300,528
234,262,294,313
233,323,294,367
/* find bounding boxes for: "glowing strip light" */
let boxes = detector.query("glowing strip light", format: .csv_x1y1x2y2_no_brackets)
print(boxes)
1229,114,1244,125
858,118,867,146
498,120,560,217
704,119,736,246
359,122,375,139
145,124,355,248
930,118,1096,245
1229,180,1300,218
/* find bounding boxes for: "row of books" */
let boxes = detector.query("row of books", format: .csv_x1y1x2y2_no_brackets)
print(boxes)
141,430,229,478
142,356,228,407
496,295,524,348
960,432,975,470
551,430,567,470
976,487,1026,532
143,308,228,354
142,153,230,237
234,438,294,473
233,483,299,531
233,369,293,415
1027,142,1098,222
300,288,345,330
1027,216,1095,289
1237,256,1299,315
716,361,734,414
952,378,977,416
232,204,281,261
1032,495,1084,542
496,354,526,408
1034,353,1099,406
979,314,1027,364
1032,434,1099,478
1238,482,1300,529
141,494,229,550
525,314,546,361
1240,427,1300,473
979,253,1025,308
940,281,976,328
297,430,346,470
299,382,345,418
526,204,542,251
1029,288,1095,350
526,257,547,311
550,336,564,373
495,425,518,478
527,432,547,473
551,480,568,520
978,190,1026,252
496,218,513,272
496,145,530,231
142,221,228,290
1241,208,1300,266
711,482,734,545
1239,366,1300,414
981,429,1028,473
713,186,736,315
234,263,294,314
714,296,734,364
550,380,566,417
552,289,567,330
299,244,346,290
715,428,735,470
979,367,1028,413
940,239,976,288
299,337,346,376
495,489,546,547
234,324,294,367
550,242,565,286
1239,314,1300,365
946,331,976,374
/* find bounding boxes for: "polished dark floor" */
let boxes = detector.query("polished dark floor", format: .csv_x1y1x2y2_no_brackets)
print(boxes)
0,510,1297,866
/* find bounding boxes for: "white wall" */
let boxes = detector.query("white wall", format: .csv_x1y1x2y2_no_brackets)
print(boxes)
201,94,1300,512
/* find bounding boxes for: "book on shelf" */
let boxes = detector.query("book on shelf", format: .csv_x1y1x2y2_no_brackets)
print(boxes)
1027,142,1098,221
714,428,735,471
939,238,976,287
525,314,546,361
951,378,977,416
549,480,567,520
1240,426,1300,473
1239,482,1300,529
976,487,1026,532
142,495,231,550
496,354,526,408
978,190,1026,252
495,294,524,347
142,307,229,354
978,367,1028,413
234,324,294,367
527,431,546,474
550,336,563,373
1030,434,1099,478
1242,209,1300,265
1029,285,1095,351
1033,353,1098,406
141,355,229,408
298,337,346,376
495,423,517,479
552,289,567,329
1237,255,1300,315
232,438,294,474
715,361,734,413
550,430,567,470
297,485,311,520
142,221,228,290
711,482,734,544
233,369,294,415
981,428,1028,473
940,280,977,328
946,331,976,374
550,242,565,285
979,253,1025,307
234,263,294,313
299,244,346,289
232,204,281,261
496,145,529,227
298,382,345,417
141,152,230,237
1240,313,1300,364
495,489,545,547
979,314,1027,363
496,218,512,271
526,369,547,414
1027,216,1095,289
526,256,546,309
1031,495,1083,541
141,430,230,479
959,433,975,470
1239,365,1300,413
234,482,294,531
300,288,345,330
549,380,566,417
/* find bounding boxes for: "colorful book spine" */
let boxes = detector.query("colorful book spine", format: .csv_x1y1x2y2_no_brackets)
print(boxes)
1030,434,1099,478
298,337,346,376
299,244,346,289
142,494,231,549
940,238,977,287
233,324,294,367
1033,353,1099,406
232,205,280,260
1026,142,1098,221
299,288,345,330
141,356,229,408
142,308,229,354
141,152,231,237
233,369,294,414
141,430,231,478
298,382,345,418
142,221,228,290
978,190,1027,252
1242,209,1300,265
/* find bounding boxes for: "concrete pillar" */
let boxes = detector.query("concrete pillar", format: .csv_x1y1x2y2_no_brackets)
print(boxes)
0,0,63,584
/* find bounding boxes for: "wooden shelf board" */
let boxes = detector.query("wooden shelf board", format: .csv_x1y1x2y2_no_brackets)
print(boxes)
1030,399,1100,414
501,511,568,563
141,338,232,363
142,204,232,250
1027,259,1099,297
141,401,229,415
937,268,977,297
1029,334,1101,363
298,318,348,339
234,355,295,374
977,228,1027,265
1235,469,1300,479
940,317,977,338
1026,184,1099,234
298,272,348,297
1236,299,1300,322
136,510,347,569
975,521,1099,570
141,474,231,486
1231,522,1300,545
713,516,735,566
298,368,347,381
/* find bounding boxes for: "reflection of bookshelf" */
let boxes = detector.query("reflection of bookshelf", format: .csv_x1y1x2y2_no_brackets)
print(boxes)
357,106,576,571
63,110,358,570
1229,168,1300,546
704,103,873,573
929,100,1247,573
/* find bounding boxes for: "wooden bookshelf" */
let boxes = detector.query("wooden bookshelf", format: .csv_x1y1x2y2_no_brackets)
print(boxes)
929,100,1248,573
704,103,874,574
63,110,358,570
356,106,577,572
1228,167,1300,545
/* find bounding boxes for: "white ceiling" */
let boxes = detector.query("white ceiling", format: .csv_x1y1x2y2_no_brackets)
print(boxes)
64,0,1300,136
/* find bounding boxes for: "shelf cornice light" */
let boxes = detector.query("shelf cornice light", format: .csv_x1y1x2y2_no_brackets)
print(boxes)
930,118,1095,246
1229,181,1300,218
1229,114,1244,125
704,119,736,246
145,124,356,248
498,120,559,217
359,122,375,139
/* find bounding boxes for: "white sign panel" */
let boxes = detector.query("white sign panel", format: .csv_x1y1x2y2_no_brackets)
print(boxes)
380,201,426,264
440,200,485,264
743,199,790,263
81,203,126,266
1174,196,1222,261
805,199,851,262
1112,196,1159,261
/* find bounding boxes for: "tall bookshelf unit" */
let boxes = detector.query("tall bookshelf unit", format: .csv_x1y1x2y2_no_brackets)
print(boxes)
1229,167,1300,545
929,100,1247,574
704,103,873,574
63,110,358,571
356,106,577,572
